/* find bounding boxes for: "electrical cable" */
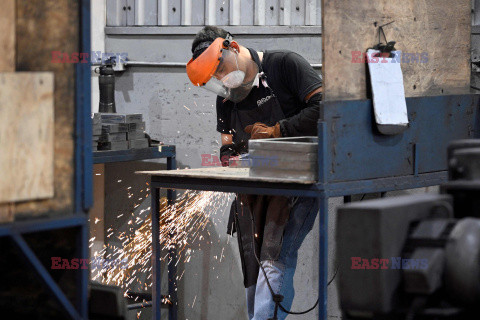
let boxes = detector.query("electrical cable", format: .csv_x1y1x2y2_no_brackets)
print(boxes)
239,198,338,319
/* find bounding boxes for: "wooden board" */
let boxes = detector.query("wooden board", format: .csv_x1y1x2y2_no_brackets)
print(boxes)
0,0,15,72
0,72,54,203
322,0,471,101
137,167,317,184
12,0,78,218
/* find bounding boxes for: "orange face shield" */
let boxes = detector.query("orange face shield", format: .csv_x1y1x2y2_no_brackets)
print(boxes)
186,37,226,86
187,37,258,103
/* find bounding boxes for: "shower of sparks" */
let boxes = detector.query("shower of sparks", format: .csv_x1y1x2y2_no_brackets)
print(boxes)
90,188,234,303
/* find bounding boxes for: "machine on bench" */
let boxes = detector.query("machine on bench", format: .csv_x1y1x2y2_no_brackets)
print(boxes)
337,140,480,319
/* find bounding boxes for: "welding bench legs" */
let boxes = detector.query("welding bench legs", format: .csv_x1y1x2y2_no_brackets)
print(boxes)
151,156,178,320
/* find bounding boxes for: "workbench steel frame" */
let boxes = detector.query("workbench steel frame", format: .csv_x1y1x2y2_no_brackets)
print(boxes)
149,94,480,320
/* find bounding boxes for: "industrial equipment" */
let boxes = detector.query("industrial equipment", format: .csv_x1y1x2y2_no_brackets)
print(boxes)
337,140,480,319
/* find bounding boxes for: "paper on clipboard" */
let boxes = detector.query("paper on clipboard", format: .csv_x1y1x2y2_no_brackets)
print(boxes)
367,49,409,135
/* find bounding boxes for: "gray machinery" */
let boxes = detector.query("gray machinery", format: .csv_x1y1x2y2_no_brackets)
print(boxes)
337,140,480,320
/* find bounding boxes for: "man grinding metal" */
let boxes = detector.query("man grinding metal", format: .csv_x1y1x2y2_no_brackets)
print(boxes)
186,26,322,320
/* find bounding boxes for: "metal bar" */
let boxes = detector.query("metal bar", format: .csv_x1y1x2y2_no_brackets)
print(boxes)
152,185,161,320
95,61,321,69
76,0,93,213
93,146,176,164
128,301,153,309
151,177,323,198
325,171,448,198
318,195,328,320
167,156,178,320
105,25,323,35
0,215,87,236
318,121,327,184
76,220,89,318
414,143,419,177
318,120,328,320
11,232,82,320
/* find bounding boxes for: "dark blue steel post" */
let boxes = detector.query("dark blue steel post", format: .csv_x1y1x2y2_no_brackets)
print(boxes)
167,156,178,320
152,185,162,320
75,0,93,213
75,1,91,319
317,121,328,320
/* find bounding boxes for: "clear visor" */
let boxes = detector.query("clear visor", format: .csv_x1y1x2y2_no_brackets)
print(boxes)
201,49,259,103
203,77,230,99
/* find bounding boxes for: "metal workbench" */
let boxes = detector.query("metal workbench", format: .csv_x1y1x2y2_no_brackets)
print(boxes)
141,93,480,320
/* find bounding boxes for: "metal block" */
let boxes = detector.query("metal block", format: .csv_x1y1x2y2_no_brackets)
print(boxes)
99,133,127,142
249,156,317,171
248,136,318,153
92,113,101,124
337,193,452,314
248,149,317,162
128,121,145,132
93,126,102,136
129,138,149,149
102,123,128,133
249,167,317,181
96,113,126,123
125,113,143,123
127,130,145,140
98,140,129,151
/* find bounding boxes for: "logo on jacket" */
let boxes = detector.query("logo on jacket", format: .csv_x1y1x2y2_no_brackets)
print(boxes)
257,95,273,107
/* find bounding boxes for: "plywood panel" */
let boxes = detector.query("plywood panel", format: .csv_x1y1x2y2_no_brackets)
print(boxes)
0,0,15,72
15,0,78,217
0,72,54,203
322,0,471,101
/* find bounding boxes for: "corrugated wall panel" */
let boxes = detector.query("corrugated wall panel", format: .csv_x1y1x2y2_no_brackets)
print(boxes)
126,0,135,25
191,0,206,25
265,0,280,25
291,0,305,25
279,0,291,25
106,0,127,26
216,0,230,25
240,0,254,25
205,0,216,25
181,0,192,25
157,0,167,25
135,0,157,25
230,0,241,25
107,0,322,27
254,0,266,25
168,0,182,25
305,0,320,26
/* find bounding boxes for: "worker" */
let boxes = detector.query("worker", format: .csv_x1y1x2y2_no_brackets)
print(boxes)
186,26,322,320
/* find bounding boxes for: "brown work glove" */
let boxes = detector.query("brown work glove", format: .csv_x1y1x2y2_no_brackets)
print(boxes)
244,122,282,140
